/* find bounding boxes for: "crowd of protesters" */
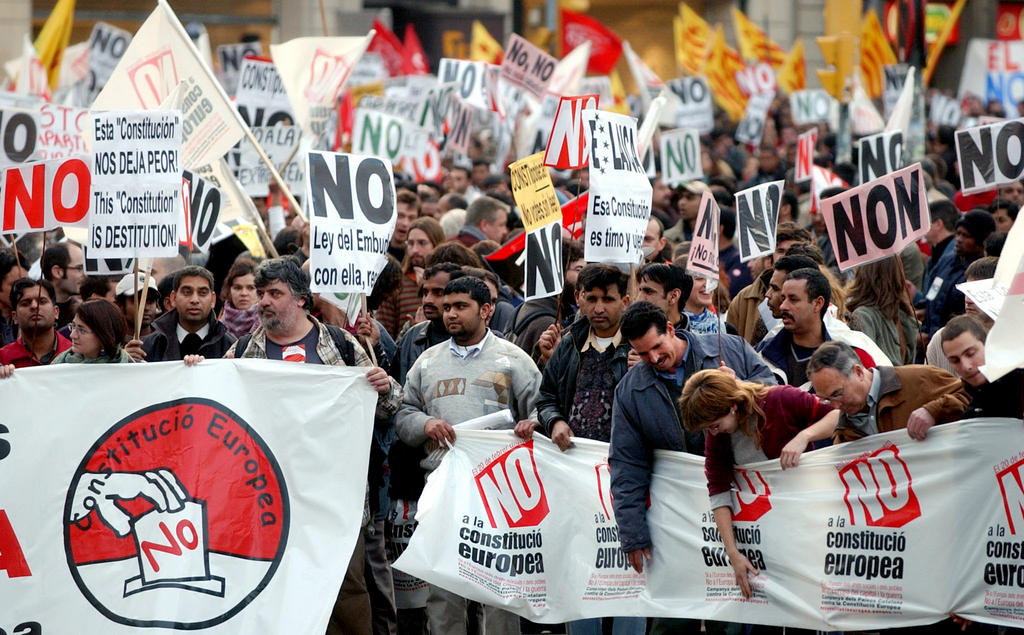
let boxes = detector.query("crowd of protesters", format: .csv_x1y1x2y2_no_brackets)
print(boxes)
0,86,1020,635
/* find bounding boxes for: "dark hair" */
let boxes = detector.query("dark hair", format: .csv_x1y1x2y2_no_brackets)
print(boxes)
76,299,127,357
273,226,302,256
719,207,737,240
443,275,491,307
254,258,313,311
773,255,818,275
222,258,258,302
807,340,860,377
425,241,484,268
0,249,23,285
79,276,113,300
637,263,693,310
157,276,175,306
450,165,471,177
577,263,629,297
786,267,831,317
781,189,800,224
367,255,403,312
621,301,670,341
10,277,56,308
985,232,1006,257
783,241,825,264
41,243,71,282
173,265,215,292
563,239,584,267
929,199,960,232
941,314,988,345
451,267,500,297
441,192,468,210
396,189,421,212
989,197,1020,220
775,221,812,245
423,262,462,282
966,256,998,281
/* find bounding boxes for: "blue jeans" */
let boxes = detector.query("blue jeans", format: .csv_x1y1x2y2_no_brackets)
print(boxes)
566,617,646,635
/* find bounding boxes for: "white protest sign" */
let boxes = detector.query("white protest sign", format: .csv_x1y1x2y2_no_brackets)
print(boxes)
37,103,89,160
735,91,774,147
735,180,784,263
883,64,909,119
795,129,816,184
216,41,262,96
500,34,557,101
0,360,376,634
543,94,597,170
548,41,590,97
524,220,563,300
956,117,1024,195
659,127,703,187
307,151,396,294
349,51,387,87
686,191,720,278
668,76,714,133
0,107,41,168
180,170,223,254
790,89,834,126
821,162,928,271
84,246,135,275
958,39,1024,115
84,22,133,105
930,94,962,127
234,57,296,128
89,110,183,258
445,94,474,156
858,130,903,184
526,93,559,157
438,58,489,110
579,76,614,110
1,156,92,234
237,126,304,197
957,278,1008,321
352,108,405,164
194,157,262,227
414,81,456,137
582,110,652,263
735,62,777,97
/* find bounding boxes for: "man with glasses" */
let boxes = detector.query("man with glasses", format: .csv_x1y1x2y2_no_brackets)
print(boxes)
0,278,71,368
41,242,85,329
808,341,968,444
141,266,236,362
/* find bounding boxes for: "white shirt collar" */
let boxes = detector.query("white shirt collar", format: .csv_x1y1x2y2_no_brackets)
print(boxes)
448,330,490,359
177,322,210,343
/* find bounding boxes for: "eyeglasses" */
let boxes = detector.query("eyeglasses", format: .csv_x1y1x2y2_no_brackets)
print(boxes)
821,383,847,404
68,323,92,336
64,264,85,273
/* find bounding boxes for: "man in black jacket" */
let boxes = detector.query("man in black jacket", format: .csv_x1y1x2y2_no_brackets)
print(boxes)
142,266,236,361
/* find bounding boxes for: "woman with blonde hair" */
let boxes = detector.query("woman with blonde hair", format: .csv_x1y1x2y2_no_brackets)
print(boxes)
679,369,838,599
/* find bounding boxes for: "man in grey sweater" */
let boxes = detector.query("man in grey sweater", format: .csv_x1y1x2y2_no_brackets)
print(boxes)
396,275,541,635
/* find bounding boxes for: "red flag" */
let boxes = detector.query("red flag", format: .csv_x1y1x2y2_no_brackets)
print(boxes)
369,19,406,77
544,94,599,169
403,24,430,75
560,9,622,74
486,193,588,261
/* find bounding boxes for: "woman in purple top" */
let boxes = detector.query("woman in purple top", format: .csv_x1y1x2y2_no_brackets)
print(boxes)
679,369,838,598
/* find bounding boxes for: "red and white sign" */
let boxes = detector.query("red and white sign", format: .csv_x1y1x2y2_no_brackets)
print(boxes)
474,440,550,529
838,444,922,528
795,129,816,184
1,156,91,233
37,104,89,160
543,94,598,169
686,191,721,279
733,469,771,522
500,34,558,101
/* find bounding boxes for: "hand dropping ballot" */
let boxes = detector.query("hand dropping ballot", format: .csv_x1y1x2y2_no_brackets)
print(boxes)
125,501,225,597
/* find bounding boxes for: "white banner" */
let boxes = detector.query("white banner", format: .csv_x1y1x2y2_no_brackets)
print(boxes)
883,64,909,119
667,77,714,134
659,127,703,187
37,103,89,160
396,421,1024,629
438,59,490,110
0,360,376,633
858,129,903,185
583,110,652,264
85,22,133,106
352,108,406,165
959,39,1024,116
524,220,563,301
180,170,223,254
930,94,962,127
734,180,783,263
237,126,304,198
307,151,396,294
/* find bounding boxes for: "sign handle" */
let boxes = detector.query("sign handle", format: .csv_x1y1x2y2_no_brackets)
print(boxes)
242,125,307,222
135,266,153,342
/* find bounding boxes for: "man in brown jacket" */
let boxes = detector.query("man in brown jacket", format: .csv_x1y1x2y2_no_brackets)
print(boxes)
808,341,968,443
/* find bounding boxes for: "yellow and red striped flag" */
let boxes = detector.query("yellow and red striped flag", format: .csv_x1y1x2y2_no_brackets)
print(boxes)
704,26,747,121
777,38,807,94
860,9,897,99
677,3,711,75
732,7,787,68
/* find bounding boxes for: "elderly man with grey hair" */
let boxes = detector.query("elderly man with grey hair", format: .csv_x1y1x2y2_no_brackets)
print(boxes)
455,195,509,247
807,341,967,445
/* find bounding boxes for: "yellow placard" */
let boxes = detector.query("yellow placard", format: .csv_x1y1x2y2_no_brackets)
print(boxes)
510,152,562,232
350,82,385,106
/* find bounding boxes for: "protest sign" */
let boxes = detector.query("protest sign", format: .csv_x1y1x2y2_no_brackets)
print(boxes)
37,104,88,160
445,94,474,156
359,94,421,122
397,421,1024,629
1,156,91,233
734,180,783,263
667,76,714,133
735,62,776,97
579,76,614,110
790,89,833,126
957,278,1008,321
524,220,563,300
930,94,962,127
271,34,373,139
352,108,406,165
883,64,909,119
91,1,246,171
548,41,590,97
0,360,376,634
543,94,597,169
795,129,816,184
499,34,557,101
216,41,262,96
858,130,903,184
582,110,652,263
180,170,222,254
980,218,1024,381
307,151,396,294
525,94,559,157
85,22,133,104
408,137,443,184
735,91,774,146
83,247,134,275
660,127,703,187
237,126,304,198
510,152,562,232
194,158,262,228
438,58,490,110
89,110,183,258
956,117,1024,195
234,57,295,128
349,52,387,88
959,39,1024,115
686,191,720,278
0,107,41,168
414,82,456,137
821,162,927,271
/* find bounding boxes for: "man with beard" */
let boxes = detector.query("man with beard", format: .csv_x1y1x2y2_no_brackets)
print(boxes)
142,266,236,361
225,258,400,635
0,250,27,346
41,242,85,329
0,278,71,367
377,217,446,339
396,276,540,635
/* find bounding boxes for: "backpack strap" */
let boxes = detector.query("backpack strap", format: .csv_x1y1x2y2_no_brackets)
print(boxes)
324,324,357,367
234,333,253,358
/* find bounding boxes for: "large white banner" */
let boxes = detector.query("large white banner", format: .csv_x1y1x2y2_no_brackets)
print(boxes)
396,421,1024,629
0,360,376,633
